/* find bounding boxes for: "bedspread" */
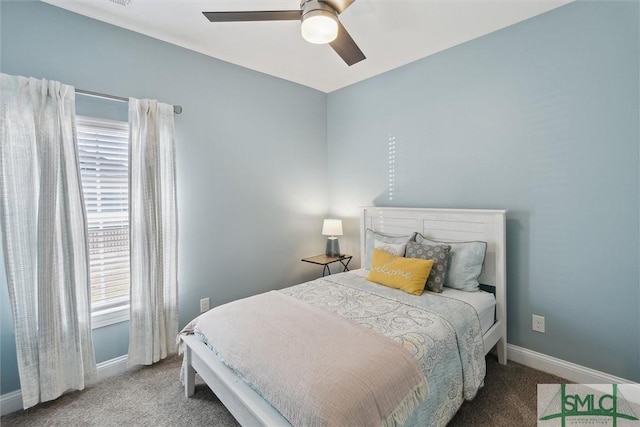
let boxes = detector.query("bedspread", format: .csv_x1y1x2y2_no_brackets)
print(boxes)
183,271,486,427
190,290,427,427
280,272,486,427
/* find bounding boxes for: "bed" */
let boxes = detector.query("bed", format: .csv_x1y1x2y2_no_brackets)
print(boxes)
180,207,507,426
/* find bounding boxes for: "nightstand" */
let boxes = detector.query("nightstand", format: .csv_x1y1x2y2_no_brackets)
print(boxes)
301,254,352,277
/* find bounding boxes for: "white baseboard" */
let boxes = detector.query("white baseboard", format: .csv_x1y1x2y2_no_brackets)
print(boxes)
0,391,22,417
507,344,636,384
0,355,129,416
96,355,128,381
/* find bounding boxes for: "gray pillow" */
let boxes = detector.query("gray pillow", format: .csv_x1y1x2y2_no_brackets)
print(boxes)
405,241,451,293
364,229,415,269
415,234,487,292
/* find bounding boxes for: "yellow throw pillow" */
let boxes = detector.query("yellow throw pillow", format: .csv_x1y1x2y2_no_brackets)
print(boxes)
367,248,434,296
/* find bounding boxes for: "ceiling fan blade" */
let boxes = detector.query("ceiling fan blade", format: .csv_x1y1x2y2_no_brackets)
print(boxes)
329,20,365,66
203,10,302,22
320,0,355,14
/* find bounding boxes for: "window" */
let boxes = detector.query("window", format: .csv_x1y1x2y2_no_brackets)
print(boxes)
77,116,130,328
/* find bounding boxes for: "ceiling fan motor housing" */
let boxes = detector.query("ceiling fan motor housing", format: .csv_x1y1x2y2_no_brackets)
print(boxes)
301,0,338,17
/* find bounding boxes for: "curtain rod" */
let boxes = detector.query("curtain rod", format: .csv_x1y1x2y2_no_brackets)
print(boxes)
76,88,183,115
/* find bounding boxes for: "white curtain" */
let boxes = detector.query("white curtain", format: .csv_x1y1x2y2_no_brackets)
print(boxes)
0,74,97,408
127,98,178,367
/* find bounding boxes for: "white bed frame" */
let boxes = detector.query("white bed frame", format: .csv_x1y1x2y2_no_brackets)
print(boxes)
182,207,507,426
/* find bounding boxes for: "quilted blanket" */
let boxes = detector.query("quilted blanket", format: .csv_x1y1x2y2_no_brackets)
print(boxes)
189,290,427,427
280,272,486,427
183,271,486,427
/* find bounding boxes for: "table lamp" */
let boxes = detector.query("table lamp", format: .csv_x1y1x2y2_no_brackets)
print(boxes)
322,219,343,257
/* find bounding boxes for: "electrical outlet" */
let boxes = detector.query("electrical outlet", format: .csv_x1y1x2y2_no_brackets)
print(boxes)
200,297,210,313
532,314,545,333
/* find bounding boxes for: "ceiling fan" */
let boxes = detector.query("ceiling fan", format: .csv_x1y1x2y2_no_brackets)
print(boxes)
203,0,366,66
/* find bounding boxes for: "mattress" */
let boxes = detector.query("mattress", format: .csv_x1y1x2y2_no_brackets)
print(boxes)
349,268,496,335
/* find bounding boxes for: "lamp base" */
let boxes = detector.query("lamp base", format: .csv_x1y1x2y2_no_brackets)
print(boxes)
325,237,341,257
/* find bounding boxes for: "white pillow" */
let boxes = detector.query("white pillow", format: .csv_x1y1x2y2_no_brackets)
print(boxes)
374,240,406,257
364,229,415,269
415,234,486,292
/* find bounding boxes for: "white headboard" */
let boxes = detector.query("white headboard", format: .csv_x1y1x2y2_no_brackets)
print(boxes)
360,206,508,361
361,207,506,288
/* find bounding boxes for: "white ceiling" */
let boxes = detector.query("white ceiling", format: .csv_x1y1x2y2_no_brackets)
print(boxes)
42,0,572,93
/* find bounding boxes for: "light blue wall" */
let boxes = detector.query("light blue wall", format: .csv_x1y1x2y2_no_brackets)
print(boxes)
0,1,328,394
327,1,639,381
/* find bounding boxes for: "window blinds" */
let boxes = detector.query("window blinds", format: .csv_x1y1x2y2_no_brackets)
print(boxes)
77,116,130,314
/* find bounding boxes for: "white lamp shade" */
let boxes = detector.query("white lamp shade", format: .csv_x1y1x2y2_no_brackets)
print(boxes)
322,219,343,236
301,10,338,44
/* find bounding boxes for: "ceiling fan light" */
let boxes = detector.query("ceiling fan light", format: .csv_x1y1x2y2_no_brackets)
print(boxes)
301,10,338,44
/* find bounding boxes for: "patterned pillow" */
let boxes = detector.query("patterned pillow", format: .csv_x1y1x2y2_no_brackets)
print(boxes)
405,241,451,293
415,234,487,292
364,229,416,269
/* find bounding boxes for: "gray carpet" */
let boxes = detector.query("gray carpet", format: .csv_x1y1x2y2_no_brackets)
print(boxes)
1,354,567,426
449,355,567,427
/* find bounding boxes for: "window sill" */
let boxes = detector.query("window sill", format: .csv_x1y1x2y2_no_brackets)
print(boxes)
92,305,129,329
